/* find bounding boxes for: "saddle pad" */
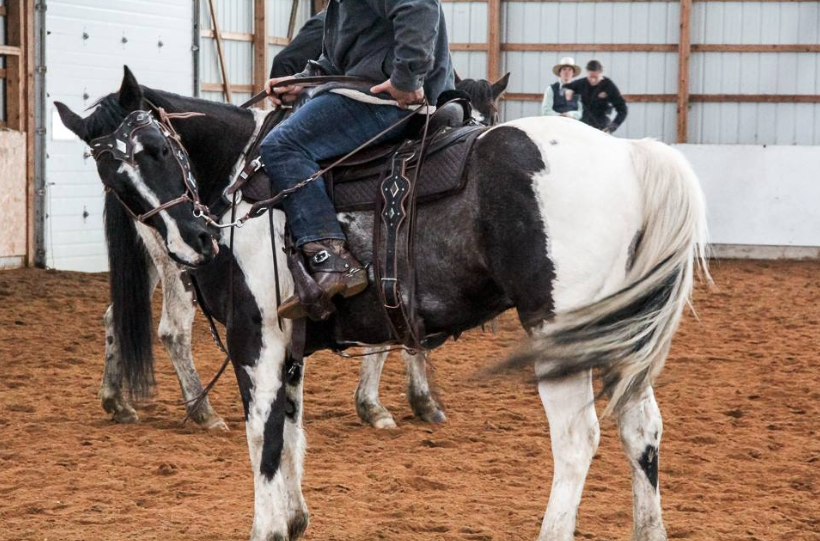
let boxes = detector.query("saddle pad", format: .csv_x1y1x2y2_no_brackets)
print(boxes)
240,125,485,211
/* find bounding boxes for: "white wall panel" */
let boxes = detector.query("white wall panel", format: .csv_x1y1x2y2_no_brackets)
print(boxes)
441,1,487,81
46,0,194,272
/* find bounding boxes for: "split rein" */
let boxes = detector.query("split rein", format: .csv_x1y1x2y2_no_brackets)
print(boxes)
89,80,433,423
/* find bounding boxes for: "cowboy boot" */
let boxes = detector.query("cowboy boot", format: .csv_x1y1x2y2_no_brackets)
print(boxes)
278,239,368,320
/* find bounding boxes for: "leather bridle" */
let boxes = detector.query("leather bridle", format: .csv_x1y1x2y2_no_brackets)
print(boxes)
89,107,212,223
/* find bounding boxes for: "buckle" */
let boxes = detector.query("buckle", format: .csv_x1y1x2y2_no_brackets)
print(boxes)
312,250,330,264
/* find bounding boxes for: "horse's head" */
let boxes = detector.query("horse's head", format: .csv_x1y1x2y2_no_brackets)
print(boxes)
455,72,510,126
55,67,218,267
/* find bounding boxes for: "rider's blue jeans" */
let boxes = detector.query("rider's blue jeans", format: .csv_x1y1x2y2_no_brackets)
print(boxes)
259,92,412,246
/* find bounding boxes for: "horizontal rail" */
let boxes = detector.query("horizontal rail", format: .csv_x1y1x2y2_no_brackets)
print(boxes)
499,43,820,53
504,92,820,103
0,45,22,56
202,83,255,93
199,29,289,47
442,0,818,3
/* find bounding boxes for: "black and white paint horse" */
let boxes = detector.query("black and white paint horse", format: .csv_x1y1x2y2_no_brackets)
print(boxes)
57,67,707,541
96,73,510,430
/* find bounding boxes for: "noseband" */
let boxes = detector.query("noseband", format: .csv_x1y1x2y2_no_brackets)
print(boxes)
89,107,211,223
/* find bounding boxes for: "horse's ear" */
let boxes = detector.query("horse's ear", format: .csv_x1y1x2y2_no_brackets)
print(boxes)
454,70,462,85
118,65,143,111
54,101,88,141
491,72,511,99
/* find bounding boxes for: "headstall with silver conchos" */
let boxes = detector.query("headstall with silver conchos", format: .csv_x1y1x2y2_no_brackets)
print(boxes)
89,107,212,223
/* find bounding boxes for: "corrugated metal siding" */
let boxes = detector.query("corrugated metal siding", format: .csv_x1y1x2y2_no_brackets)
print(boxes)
46,0,194,271
499,1,818,145
199,0,311,105
441,2,487,80
689,1,820,144
501,1,680,140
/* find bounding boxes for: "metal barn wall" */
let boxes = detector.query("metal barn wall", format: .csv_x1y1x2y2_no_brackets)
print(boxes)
498,0,819,145
441,1,488,81
689,1,820,145
46,0,194,271
199,0,312,106
500,1,680,141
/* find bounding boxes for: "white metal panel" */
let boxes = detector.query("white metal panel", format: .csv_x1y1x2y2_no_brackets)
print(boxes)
46,0,194,271
441,1,487,81
688,2,820,144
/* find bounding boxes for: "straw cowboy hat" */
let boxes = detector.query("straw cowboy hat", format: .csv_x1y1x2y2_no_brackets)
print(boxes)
552,57,581,77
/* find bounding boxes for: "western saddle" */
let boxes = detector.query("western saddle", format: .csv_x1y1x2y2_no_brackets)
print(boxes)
225,94,486,349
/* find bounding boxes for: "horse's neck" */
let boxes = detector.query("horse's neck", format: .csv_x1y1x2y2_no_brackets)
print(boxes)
146,89,258,204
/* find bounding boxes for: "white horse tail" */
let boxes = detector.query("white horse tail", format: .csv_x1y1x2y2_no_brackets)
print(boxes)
509,139,710,416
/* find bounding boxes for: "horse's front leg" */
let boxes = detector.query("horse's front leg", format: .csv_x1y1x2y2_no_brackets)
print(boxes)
232,321,308,541
156,268,226,431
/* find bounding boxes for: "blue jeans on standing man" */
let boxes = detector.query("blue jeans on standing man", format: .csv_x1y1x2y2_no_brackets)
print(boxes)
259,92,412,246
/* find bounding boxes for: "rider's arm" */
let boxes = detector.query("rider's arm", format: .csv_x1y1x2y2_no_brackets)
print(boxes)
367,0,441,93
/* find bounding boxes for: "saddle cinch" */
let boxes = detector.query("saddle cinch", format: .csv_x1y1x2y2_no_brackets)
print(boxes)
227,92,486,349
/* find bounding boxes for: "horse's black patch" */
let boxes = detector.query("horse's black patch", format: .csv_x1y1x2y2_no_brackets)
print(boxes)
260,381,288,480
474,127,556,329
638,445,659,490
288,510,310,540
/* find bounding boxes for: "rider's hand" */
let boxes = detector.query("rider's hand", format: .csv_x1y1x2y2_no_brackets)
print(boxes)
265,77,304,106
370,79,425,109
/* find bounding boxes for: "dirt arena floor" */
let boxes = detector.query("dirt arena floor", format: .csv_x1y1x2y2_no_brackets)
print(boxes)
1,260,819,541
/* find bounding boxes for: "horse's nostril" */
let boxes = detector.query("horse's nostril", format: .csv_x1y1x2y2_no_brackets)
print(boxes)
198,232,213,254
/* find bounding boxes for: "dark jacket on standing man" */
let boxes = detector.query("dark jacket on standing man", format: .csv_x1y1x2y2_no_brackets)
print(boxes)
299,0,454,105
270,12,326,78
565,77,628,132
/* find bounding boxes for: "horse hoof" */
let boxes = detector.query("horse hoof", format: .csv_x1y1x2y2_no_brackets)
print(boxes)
427,410,447,424
203,417,230,432
112,407,139,424
372,416,398,430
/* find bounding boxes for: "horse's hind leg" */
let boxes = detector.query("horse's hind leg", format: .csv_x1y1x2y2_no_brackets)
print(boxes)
537,367,600,541
618,385,667,541
355,348,397,429
403,350,446,424
157,268,227,431
100,304,139,423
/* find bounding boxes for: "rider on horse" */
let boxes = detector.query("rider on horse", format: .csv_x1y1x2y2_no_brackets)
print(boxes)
261,0,454,320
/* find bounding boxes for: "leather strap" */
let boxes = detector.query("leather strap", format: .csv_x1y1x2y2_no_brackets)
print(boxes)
240,75,371,109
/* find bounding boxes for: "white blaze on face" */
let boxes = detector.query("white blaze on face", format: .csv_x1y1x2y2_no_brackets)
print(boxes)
116,160,202,266
471,109,486,124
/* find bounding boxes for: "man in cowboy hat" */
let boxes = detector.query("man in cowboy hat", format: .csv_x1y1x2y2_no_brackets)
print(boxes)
565,59,628,133
260,0,454,320
541,56,583,120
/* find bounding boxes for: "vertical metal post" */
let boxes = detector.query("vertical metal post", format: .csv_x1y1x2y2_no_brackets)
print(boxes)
33,1,47,267
192,0,201,98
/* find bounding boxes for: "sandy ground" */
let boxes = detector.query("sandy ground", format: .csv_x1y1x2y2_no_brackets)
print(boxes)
1,260,819,541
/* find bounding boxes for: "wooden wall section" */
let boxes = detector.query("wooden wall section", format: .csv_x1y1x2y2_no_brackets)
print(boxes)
0,130,28,266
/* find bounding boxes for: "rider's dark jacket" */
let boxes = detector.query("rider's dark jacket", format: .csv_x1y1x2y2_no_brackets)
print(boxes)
297,0,454,105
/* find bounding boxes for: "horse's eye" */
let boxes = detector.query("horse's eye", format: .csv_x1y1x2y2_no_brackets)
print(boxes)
161,144,170,157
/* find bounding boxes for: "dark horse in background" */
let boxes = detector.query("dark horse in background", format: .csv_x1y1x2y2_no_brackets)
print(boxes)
96,73,511,431
57,67,707,541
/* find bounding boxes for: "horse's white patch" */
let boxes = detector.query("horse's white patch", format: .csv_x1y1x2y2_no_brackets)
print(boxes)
224,203,301,540
508,116,642,311
117,161,202,266
470,109,486,124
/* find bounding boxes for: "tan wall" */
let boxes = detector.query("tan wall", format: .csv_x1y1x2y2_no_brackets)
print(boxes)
0,130,28,263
